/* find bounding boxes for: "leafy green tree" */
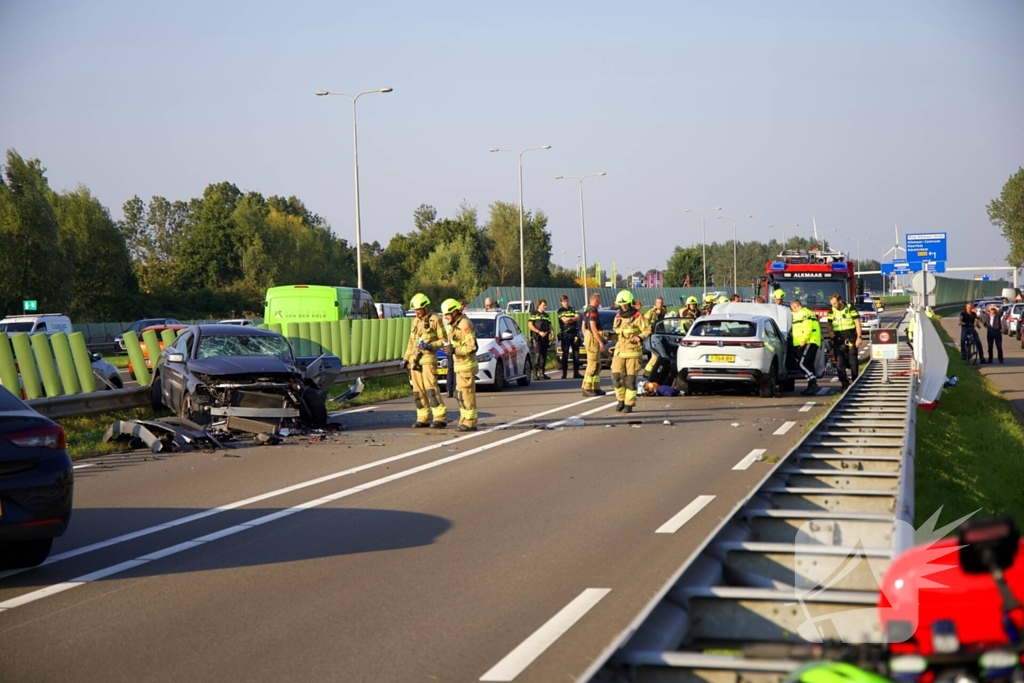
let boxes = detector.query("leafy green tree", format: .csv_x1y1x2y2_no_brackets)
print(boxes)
483,201,552,286
664,246,705,287
988,167,1024,267
54,185,138,320
174,181,244,289
0,150,73,315
410,236,482,305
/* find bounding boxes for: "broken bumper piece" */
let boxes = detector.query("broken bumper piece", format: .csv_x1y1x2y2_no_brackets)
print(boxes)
102,418,226,453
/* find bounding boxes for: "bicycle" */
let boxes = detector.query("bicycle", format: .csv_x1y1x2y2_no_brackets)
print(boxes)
962,330,981,365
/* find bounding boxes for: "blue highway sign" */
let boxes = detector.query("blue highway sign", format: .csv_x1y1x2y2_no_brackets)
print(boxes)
906,232,947,262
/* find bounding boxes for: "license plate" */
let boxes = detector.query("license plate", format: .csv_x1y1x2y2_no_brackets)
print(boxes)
437,367,448,375
708,354,735,363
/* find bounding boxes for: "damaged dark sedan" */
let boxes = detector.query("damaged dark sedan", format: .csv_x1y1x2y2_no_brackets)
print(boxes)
150,325,340,433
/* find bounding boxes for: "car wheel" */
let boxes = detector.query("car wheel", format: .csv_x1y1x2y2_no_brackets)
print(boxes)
781,376,796,393
109,373,123,390
493,361,506,392
0,538,53,569
150,375,164,412
299,386,329,426
673,375,689,395
517,357,532,387
179,392,209,426
759,362,778,399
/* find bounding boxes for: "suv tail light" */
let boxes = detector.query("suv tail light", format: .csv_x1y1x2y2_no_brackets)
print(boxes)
4,425,67,450
681,341,701,348
741,342,764,348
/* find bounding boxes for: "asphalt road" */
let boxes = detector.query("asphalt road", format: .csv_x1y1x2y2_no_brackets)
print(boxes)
1,321,895,683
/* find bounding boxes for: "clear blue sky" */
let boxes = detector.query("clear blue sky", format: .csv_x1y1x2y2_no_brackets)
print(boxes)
2,0,1022,281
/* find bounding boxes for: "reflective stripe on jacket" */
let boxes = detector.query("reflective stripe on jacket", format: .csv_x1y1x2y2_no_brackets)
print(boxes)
449,315,478,372
612,310,650,358
829,305,859,332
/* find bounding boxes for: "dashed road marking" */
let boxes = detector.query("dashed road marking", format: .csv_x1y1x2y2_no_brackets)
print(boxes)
773,421,796,436
799,402,815,413
732,449,767,471
655,495,716,534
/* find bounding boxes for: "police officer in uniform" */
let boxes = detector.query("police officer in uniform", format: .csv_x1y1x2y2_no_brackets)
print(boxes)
643,297,668,377
556,294,582,379
581,292,608,396
679,295,700,319
441,298,478,432
403,293,448,428
790,299,822,396
528,298,553,380
828,293,861,389
611,290,651,413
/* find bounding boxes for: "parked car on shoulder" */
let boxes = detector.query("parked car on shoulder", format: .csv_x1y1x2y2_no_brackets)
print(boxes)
436,312,532,391
218,318,256,326
0,384,73,568
375,303,405,319
0,314,73,337
115,318,181,352
855,302,880,335
1003,304,1024,336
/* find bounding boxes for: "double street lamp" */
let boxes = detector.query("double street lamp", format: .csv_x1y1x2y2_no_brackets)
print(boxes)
718,214,753,294
769,223,800,251
684,207,722,295
315,87,394,290
490,145,552,310
554,172,606,304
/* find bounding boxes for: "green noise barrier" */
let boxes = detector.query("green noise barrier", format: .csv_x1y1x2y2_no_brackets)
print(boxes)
51,333,81,396
69,332,97,393
310,322,322,351
270,323,283,335
123,331,151,386
368,319,380,363
142,329,161,372
339,320,351,366
386,318,398,360
160,329,178,361
320,322,333,356
351,320,365,366
331,321,343,362
11,333,42,400
0,336,20,395
31,332,62,398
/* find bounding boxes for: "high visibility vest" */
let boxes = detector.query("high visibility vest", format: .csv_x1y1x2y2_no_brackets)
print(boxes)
792,309,822,347
829,305,859,333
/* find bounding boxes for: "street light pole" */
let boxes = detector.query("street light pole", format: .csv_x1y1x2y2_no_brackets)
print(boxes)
719,214,753,294
768,223,800,251
490,146,551,310
685,207,722,296
315,87,393,290
846,237,871,268
555,172,606,305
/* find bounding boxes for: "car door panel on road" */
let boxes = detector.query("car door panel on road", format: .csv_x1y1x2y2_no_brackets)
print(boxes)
0,383,825,683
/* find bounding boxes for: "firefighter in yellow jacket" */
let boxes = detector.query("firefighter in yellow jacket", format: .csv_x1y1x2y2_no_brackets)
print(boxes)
611,290,651,413
441,298,479,432
403,293,448,428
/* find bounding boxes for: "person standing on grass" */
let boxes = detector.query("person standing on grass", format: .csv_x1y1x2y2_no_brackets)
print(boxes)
982,303,1004,364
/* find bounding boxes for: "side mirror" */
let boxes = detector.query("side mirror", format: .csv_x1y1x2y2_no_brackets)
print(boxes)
90,352,102,362
500,332,514,341
167,353,185,363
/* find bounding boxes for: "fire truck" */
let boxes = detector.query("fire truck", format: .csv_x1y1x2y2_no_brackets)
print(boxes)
758,247,858,374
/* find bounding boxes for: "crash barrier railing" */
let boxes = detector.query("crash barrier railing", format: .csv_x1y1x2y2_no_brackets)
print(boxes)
585,317,916,682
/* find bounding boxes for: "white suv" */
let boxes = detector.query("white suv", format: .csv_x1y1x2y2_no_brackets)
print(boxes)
677,304,793,397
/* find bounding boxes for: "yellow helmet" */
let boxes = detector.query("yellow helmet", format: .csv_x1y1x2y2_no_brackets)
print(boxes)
773,289,786,300
718,295,728,304
685,296,698,305
410,293,430,310
440,298,461,315
615,290,635,307
704,294,715,303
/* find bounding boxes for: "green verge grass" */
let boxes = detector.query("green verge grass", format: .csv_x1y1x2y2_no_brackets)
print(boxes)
61,373,413,461
103,354,129,369
915,319,1024,527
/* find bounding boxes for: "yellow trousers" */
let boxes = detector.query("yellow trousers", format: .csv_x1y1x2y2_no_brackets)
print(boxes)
611,356,641,406
410,361,447,424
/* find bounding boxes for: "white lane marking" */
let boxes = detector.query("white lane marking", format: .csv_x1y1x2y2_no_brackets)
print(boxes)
773,421,797,436
817,387,831,395
0,395,602,582
72,463,95,470
479,588,611,681
340,406,375,414
732,448,767,471
654,495,716,534
799,402,815,413
0,402,618,612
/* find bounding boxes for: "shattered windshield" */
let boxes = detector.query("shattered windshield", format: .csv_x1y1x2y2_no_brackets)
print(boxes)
196,334,293,361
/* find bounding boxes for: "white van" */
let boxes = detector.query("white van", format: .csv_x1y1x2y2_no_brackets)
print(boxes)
0,314,73,337
375,303,405,319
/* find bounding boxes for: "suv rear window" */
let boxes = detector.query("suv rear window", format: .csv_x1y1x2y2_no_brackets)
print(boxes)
691,320,758,337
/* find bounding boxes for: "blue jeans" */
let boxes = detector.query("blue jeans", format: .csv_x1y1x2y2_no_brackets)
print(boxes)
960,327,981,358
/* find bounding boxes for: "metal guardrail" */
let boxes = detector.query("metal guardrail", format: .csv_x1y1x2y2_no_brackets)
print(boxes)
27,362,407,419
587,319,915,682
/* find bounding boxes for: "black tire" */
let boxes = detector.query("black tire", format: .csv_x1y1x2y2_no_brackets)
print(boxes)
299,386,328,426
0,538,53,569
492,361,506,392
150,375,164,411
179,392,210,426
781,376,796,393
110,374,123,389
759,363,778,398
517,357,532,387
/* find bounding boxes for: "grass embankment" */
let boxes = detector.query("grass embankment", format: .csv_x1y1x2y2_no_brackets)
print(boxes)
61,374,414,461
102,354,129,369
915,319,1024,526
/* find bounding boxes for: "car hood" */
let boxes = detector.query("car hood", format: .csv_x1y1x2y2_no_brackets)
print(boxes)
187,355,299,377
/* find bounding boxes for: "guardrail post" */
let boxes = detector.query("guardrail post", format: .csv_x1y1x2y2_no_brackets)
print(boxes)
297,322,311,357
351,319,364,366
69,332,98,393
330,321,342,361
51,333,81,395
370,319,382,366
123,331,151,386
141,329,161,372
11,333,43,399
310,321,322,352
0,336,21,394
31,332,63,397
320,322,333,356
385,318,398,360
339,320,351,366
361,319,373,365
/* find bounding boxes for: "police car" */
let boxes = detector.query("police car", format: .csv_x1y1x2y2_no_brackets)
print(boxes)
854,302,879,335
437,312,532,391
